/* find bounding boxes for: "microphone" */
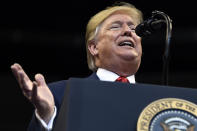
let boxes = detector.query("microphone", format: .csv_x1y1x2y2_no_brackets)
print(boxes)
135,18,166,37
135,10,173,85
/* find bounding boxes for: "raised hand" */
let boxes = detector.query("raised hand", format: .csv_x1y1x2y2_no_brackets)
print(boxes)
11,63,55,124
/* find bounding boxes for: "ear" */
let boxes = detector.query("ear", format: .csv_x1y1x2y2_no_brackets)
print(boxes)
88,40,98,56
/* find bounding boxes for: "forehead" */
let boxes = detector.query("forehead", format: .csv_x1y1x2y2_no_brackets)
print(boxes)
102,12,137,26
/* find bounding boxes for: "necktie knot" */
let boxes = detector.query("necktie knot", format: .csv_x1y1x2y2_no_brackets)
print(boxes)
115,76,130,83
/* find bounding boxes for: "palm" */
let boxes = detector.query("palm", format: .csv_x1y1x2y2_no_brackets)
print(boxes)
11,63,55,123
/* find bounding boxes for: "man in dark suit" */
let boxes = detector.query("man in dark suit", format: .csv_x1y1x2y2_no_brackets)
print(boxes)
11,2,143,131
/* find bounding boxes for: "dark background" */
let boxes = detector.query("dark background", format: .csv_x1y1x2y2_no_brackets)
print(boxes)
1,0,197,130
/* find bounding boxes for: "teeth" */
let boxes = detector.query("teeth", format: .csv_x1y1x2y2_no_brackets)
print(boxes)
119,41,134,47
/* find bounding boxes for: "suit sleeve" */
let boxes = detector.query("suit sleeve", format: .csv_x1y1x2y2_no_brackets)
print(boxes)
27,80,67,131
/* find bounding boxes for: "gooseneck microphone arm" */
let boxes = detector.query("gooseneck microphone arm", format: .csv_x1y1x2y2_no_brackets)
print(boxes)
158,11,172,86
151,11,172,86
136,11,172,85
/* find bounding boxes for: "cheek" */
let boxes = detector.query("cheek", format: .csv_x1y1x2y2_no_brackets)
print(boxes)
97,34,114,50
96,37,115,58
138,40,142,53
135,34,142,45
111,31,122,42
136,43,142,56
96,31,121,56
134,35,142,53
99,31,120,43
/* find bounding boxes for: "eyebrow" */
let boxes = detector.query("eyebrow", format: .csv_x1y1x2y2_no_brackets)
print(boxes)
110,20,135,26
111,21,122,25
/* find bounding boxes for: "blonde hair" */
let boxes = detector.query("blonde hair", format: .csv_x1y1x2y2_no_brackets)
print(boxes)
85,2,143,71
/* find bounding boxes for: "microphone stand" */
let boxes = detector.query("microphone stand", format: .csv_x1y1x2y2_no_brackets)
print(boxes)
152,11,172,85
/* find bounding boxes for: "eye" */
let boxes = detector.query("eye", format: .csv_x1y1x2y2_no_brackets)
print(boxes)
131,28,136,32
129,25,136,32
109,24,121,30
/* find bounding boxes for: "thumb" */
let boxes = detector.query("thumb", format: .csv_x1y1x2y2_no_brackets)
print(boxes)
35,73,47,87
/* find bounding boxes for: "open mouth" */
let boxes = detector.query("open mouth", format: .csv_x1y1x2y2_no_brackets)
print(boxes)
118,41,135,48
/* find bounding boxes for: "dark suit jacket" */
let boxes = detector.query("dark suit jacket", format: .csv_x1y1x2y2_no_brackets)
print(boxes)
27,73,99,131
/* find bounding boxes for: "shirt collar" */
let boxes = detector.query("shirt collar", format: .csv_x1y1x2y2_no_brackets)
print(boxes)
96,68,135,84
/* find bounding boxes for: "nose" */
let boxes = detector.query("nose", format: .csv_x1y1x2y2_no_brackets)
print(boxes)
122,24,132,37
123,30,132,36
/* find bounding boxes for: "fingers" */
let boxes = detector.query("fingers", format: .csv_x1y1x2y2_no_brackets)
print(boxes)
11,63,54,117
11,63,32,85
11,63,33,97
11,63,22,83
35,74,47,87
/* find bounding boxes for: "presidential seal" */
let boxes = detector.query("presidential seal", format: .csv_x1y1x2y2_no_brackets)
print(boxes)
137,98,197,131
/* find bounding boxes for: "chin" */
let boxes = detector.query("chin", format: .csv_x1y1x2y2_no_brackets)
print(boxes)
121,54,139,61
118,51,139,60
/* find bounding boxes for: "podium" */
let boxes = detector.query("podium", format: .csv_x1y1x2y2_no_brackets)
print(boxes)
53,78,197,131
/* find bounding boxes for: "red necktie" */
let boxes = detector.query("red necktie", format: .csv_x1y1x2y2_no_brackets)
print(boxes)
115,76,130,83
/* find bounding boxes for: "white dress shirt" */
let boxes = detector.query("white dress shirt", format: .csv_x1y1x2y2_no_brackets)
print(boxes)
96,68,135,83
36,68,136,130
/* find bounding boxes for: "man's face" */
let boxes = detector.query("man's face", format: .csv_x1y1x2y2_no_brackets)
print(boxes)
91,12,142,76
